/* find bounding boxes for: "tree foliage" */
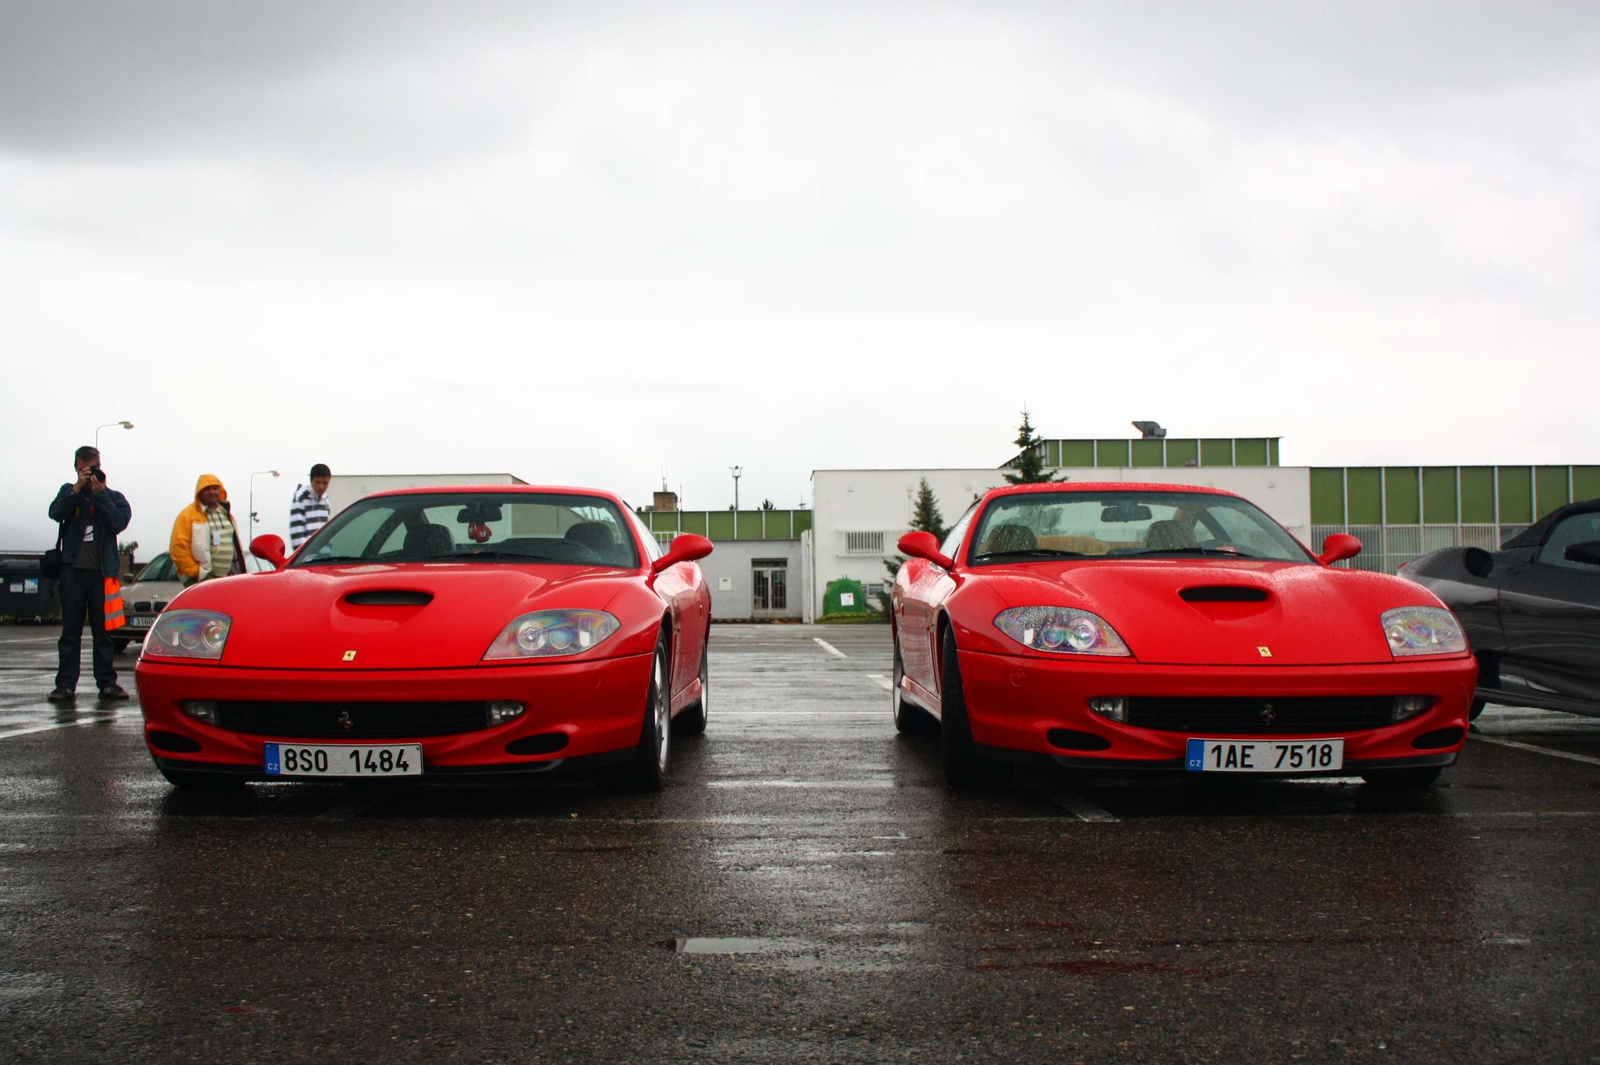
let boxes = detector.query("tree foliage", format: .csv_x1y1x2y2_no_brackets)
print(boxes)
878,476,949,612
1003,408,1060,485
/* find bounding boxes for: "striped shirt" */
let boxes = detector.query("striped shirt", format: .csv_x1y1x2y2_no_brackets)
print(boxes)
290,485,332,549
206,506,235,579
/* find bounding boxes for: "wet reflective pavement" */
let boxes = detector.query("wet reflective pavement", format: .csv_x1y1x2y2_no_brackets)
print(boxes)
2,623,1598,1062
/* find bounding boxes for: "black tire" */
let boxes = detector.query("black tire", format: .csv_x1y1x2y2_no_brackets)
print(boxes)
939,628,1012,789
1468,698,1486,721
158,766,247,791
673,638,709,736
1361,766,1443,790
596,631,671,791
891,624,934,734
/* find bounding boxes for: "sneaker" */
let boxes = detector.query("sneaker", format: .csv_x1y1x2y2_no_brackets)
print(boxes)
98,685,131,701
47,688,75,703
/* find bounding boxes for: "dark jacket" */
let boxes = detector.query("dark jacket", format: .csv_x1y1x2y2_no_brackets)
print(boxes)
49,483,132,574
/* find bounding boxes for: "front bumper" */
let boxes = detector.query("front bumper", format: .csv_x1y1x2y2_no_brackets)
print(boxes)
956,649,1478,772
134,653,652,775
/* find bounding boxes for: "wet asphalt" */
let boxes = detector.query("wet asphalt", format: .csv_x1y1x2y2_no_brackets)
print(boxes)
1,623,1597,1063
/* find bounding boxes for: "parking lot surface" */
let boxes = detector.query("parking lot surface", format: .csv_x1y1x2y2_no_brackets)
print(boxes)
2,623,1597,1063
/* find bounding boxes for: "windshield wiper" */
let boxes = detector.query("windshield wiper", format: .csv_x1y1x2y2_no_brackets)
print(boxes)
971,548,1089,562
294,554,372,566
1123,547,1263,559
416,551,561,562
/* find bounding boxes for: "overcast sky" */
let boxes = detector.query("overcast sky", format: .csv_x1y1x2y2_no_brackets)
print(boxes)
3,1,1596,557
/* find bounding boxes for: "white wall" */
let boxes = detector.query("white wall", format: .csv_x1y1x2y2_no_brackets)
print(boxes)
698,539,805,621
808,467,1313,620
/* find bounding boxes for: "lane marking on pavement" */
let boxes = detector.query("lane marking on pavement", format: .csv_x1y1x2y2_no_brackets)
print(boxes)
866,674,894,692
0,714,120,742
1036,789,1120,823
813,638,848,659
1470,734,1600,768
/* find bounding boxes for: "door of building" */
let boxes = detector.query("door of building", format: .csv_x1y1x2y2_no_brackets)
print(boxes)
752,559,788,617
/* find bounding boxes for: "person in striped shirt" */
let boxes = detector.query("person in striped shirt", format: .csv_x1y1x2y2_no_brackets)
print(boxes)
289,464,333,550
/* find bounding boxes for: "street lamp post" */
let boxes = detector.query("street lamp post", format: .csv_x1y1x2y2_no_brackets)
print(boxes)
729,466,743,515
94,420,133,451
249,470,280,546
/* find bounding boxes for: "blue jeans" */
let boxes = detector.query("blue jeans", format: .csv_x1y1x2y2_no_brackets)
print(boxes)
56,567,117,691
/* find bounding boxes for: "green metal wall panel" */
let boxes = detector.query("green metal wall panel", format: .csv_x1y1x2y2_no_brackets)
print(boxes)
765,511,793,538
1131,440,1164,467
1200,439,1234,467
1048,440,1062,466
736,511,764,539
647,511,677,532
1497,467,1532,524
1422,468,1457,524
1310,469,1346,524
1095,440,1130,467
1535,466,1570,517
1061,440,1095,466
1459,468,1495,523
1234,438,1269,466
1346,468,1382,524
1384,468,1420,524
707,512,736,540
1269,439,1280,466
1165,439,1198,467
794,511,813,536
1575,467,1600,502
681,512,708,536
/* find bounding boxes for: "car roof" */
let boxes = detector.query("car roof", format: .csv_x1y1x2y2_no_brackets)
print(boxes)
360,485,627,503
982,481,1241,500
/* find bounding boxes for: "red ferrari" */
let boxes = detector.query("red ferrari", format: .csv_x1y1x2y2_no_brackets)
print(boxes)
134,486,712,791
891,483,1477,789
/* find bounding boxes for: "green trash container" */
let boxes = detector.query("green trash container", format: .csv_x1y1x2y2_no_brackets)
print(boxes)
823,578,869,618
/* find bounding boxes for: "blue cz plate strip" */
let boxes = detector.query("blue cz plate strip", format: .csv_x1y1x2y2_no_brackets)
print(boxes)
1185,739,1205,771
264,743,282,775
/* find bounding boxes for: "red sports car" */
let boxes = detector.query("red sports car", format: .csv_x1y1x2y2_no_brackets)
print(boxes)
891,483,1477,789
134,486,712,791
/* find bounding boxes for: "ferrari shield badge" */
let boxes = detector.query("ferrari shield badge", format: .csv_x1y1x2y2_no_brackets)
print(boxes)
1257,646,1272,658
342,650,357,662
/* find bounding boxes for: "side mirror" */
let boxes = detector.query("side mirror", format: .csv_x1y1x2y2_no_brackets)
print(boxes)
1563,540,1600,567
652,533,713,574
1463,546,1495,578
898,531,953,570
250,534,288,571
1316,533,1362,566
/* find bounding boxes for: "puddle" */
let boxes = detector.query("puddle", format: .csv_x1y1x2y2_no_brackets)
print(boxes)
674,937,775,954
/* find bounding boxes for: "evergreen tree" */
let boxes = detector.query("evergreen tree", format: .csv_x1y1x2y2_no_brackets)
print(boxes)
878,477,949,613
1003,408,1060,484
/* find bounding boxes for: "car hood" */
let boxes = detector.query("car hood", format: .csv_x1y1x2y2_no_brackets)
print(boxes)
979,559,1440,666
168,563,637,670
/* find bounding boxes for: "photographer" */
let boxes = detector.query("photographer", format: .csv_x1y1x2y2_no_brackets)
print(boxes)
47,446,132,703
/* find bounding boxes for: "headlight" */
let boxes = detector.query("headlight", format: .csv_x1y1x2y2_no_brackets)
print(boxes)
145,610,231,660
1381,607,1467,657
483,610,620,660
994,607,1132,656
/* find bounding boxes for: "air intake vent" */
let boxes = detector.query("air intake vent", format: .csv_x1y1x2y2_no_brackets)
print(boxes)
343,590,433,606
1180,586,1268,603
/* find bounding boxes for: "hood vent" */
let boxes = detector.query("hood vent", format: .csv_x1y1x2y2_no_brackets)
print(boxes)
1180,586,1268,603
343,590,434,607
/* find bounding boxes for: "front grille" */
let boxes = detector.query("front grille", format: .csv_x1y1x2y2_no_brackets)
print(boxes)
1126,696,1396,734
215,701,490,739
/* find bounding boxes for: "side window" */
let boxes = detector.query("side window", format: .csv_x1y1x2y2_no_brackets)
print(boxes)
626,506,664,563
1536,512,1600,569
1203,507,1280,557
941,503,980,560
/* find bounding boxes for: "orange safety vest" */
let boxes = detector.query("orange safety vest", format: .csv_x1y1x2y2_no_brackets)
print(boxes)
104,578,126,631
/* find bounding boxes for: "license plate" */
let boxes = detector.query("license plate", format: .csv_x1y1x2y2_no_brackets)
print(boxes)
128,616,154,627
264,743,423,777
1186,738,1344,773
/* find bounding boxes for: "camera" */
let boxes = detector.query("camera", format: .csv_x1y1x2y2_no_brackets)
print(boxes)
89,465,106,484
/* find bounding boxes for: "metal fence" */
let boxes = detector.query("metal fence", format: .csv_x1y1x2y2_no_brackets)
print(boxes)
1310,524,1528,574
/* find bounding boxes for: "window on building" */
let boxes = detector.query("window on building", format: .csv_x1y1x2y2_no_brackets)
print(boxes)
753,559,788,612
842,531,885,556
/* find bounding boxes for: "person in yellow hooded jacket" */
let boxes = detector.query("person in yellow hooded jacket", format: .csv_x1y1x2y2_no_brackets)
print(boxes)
169,474,247,586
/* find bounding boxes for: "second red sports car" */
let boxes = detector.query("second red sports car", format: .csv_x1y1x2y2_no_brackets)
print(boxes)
891,482,1477,789
135,486,712,791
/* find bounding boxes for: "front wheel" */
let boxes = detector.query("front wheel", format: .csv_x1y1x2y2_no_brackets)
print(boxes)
1468,698,1486,721
939,629,1012,789
1361,767,1443,790
596,632,672,791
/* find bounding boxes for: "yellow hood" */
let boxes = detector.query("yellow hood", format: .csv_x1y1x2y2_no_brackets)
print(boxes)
194,474,229,503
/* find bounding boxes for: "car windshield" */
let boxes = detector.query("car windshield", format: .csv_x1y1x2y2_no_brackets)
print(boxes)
967,490,1314,565
291,492,640,569
135,553,178,583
